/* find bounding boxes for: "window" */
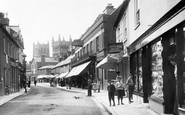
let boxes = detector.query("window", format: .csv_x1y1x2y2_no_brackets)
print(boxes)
123,14,127,43
116,24,122,42
83,47,85,57
7,42,10,56
4,38,6,53
151,40,163,99
87,44,89,54
90,42,92,54
10,44,12,57
132,49,143,94
138,50,143,93
182,24,185,108
80,50,82,58
135,0,140,26
96,37,99,52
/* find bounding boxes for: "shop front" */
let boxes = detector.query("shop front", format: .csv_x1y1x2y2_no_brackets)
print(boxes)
65,61,95,89
130,20,185,114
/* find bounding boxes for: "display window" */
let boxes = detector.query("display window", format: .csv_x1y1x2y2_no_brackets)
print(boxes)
151,40,163,99
138,50,143,94
181,25,185,108
132,49,143,94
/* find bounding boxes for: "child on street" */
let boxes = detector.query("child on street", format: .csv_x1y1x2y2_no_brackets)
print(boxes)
107,80,116,106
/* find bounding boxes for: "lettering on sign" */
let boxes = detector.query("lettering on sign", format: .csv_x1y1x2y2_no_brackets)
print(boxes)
108,43,123,53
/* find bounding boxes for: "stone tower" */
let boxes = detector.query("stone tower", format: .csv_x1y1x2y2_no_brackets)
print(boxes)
33,41,50,58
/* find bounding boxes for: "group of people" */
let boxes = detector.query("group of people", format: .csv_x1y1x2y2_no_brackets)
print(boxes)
22,77,37,93
107,71,134,106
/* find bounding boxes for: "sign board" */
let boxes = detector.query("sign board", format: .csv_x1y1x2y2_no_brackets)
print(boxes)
72,39,83,47
108,43,123,53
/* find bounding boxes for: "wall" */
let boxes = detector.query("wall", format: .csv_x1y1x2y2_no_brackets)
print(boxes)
128,0,181,45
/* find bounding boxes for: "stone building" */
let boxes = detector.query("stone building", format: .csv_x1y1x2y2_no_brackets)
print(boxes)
33,41,50,58
113,0,185,114
52,35,72,61
0,13,26,96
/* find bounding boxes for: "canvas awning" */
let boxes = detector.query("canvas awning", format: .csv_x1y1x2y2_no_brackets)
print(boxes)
57,72,69,78
65,61,91,78
37,75,48,79
96,55,118,69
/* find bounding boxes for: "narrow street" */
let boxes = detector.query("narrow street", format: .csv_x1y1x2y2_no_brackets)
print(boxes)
0,84,104,115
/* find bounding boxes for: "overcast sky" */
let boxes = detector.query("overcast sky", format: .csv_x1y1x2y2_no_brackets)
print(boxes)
0,0,123,62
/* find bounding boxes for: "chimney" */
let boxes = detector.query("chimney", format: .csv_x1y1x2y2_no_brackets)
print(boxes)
41,55,45,66
103,3,115,15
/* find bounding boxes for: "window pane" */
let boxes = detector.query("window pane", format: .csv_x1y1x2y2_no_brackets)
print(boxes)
134,53,138,92
151,40,163,98
138,50,143,93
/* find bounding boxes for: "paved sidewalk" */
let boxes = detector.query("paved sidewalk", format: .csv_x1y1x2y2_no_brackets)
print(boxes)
0,83,159,115
43,83,159,115
0,87,31,107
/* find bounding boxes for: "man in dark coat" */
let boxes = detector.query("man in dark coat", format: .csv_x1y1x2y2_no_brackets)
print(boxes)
22,77,27,93
107,80,116,106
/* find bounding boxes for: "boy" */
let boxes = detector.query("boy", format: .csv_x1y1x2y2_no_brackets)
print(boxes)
107,80,116,106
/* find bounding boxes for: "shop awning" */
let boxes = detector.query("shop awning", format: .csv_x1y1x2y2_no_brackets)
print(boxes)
37,75,48,79
57,72,69,78
96,55,118,69
65,61,91,78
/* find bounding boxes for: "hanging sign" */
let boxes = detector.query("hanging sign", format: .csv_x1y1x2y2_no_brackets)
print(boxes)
108,43,123,53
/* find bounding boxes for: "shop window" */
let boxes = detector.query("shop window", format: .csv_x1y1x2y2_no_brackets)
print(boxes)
133,53,138,92
151,40,163,98
133,50,143,94
182,25,185,108
138,50,143,93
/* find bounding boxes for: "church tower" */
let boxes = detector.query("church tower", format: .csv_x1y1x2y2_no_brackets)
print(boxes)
33,41,50,58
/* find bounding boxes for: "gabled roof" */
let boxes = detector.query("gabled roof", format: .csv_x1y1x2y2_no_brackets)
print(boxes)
113,0,130,29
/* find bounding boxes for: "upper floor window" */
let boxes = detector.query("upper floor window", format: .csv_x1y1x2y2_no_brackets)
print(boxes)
90,41,92,54
116,25,121,42
4,38,6,53
123,14,127,43
96,37,99,52
7,42,10,56
80,50,82,58
87,44,89,54
83,47,85,57
135,0,140,27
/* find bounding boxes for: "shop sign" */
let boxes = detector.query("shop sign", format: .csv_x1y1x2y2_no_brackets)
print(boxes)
72,39,83,47
108,43,123,53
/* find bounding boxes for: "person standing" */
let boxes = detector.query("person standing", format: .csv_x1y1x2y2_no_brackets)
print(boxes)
34,79,37,86
97,79,100,93
22,77,27,93
28,79,31,88
126,74,134,103
107,80,116,106
115,71,125,105
87,79,92,96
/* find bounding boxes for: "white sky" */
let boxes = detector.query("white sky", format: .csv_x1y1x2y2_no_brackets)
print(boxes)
0,0,123,62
